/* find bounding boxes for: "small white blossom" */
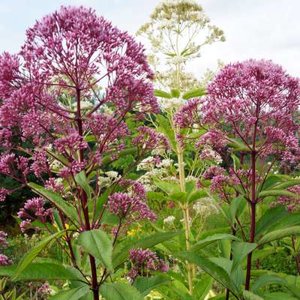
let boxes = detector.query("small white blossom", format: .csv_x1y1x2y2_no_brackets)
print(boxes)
157,159,173,168
105,171,119,178
163,215,176,224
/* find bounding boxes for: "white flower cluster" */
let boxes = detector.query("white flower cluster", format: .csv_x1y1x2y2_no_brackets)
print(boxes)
137,157,174,191
163,215,176,225
97,171,120,189
192,197,218,216
200,146,223,164
157,97,185,111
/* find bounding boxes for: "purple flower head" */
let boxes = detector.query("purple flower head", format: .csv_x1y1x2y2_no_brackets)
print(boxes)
0,188,10,202
276,185,300,212
0,254,11,266
18,197,52,231
173,98,202,129
128,248,168,280
133,126,169,152
201,60,300,156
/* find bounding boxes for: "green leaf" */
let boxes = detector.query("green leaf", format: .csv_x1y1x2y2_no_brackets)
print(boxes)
182,88,206,100
273,178,300,190
255,206,288,237
272,213,300,230
169,191,187,203
187,189,208,203
133,275,171,296
192,234,239,251
13,231,65,280
170,88,180,98
75,171,92,200
258,189,298,199
193,274,213,300
259,174,283,190
156,114,176,151
243,290,264,300
231,242,257,271
154,89,172,99
5,263,84,281
231,154,240,171
153,178,180,195
230,196,247,222
113,231,180,268
77,229,113,271
100,282,143,300
258,226,300,245
50,286,90,300
264,292,298,300
178,251,240,296
252,275,286,293
28,183,78,225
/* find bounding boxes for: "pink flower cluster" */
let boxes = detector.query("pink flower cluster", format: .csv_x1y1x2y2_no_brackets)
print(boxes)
0,188,10,202
108,191,156,222
54,133,88,153
108,180,156,221
133,126,169,152
128,248,169,280
202,60,300,155
0,5,158,188
0,231,11,266
18,197,52,232
173,98,202,129
277,185,300,212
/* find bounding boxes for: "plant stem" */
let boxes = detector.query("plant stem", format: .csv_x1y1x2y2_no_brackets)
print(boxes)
177,145,194,295
245,151,257,290
76,87,99,300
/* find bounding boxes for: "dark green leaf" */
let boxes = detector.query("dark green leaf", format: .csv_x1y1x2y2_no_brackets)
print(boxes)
133,275,171,296
13,231,65,280
100,282,143,300
77,229,113,271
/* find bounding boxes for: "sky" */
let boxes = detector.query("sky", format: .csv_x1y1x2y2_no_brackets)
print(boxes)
0,0,298,77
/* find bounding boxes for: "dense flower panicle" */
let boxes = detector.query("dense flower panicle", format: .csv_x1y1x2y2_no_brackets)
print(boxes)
0,6,158,192
276,185,300,212
201,59,300,155
173,98,202,128
128,248,169,279
18,197,52,231
0,188,10,202
133,126,169,152
108,191,156,221
87,114,129,157
45,178,64,193
0,153,15,175
199,146,223,164
0,52,21,98
0,254,11,266
30,151,49,177
0,231,8,248
54,133,88,153
196,130,227,150
0,231,11,266
20,6,157,112
203,166,226,180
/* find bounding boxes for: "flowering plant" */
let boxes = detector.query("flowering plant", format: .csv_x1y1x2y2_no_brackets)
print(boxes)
0,6,173,299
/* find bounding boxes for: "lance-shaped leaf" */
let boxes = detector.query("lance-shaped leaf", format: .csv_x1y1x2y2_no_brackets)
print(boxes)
100,282,143,300
133,275,171,296
75,171,92,200
77,229,113,271
192,234,239,251
258,226,300,245
13,231,65,280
